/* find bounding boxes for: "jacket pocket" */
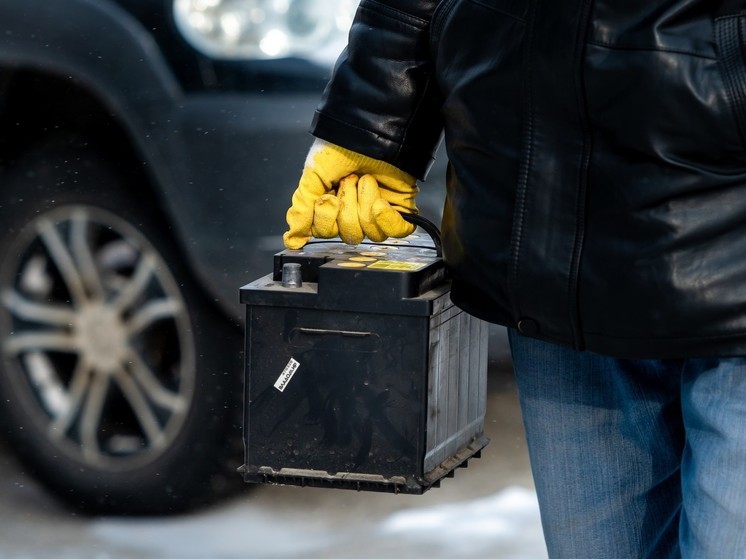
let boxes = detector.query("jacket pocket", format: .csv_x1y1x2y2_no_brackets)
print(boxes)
715,9,746,146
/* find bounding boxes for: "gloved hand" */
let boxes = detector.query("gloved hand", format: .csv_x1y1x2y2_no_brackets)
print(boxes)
283,140,419,249
338,174,417,243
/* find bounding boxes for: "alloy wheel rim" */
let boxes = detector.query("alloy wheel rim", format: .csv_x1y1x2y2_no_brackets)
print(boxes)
0,206,195,470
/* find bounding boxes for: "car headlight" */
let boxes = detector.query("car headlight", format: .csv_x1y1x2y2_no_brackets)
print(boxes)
173,0,359,65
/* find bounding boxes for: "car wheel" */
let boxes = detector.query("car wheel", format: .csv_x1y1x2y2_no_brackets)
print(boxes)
0,137,243,514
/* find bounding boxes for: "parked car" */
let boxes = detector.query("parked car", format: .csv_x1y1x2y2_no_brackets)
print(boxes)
0,0,392,515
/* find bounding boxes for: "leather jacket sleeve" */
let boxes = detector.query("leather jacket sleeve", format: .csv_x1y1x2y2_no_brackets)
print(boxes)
310,0,444,179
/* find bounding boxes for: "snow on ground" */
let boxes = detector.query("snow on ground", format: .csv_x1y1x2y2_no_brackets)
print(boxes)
379,486,547,558
91,486,547,559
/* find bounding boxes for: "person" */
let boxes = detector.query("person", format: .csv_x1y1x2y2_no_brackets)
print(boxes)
282,1,746,557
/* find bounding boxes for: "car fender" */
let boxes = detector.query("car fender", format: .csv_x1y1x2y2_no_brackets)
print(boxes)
0,0,236,313
0,0,182,139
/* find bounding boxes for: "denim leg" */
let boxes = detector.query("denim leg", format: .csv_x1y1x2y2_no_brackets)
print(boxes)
509,331,684,559
680,358,746,558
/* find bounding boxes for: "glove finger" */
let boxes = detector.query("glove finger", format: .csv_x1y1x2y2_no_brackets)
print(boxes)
284,192,314,248
284,171,329,249
358,174,388,242
372,174,419,215
372,198,416,238
283,217,311,249
337,174,365,245
311,194,340,238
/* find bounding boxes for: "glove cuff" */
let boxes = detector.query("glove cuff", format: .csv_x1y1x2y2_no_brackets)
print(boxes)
307,139,416,188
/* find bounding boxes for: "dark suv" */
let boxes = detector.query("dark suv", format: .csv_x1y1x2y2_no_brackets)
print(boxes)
0,0,377,515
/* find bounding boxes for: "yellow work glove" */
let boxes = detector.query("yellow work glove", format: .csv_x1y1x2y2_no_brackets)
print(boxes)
338,174,418,243
283,140,419,249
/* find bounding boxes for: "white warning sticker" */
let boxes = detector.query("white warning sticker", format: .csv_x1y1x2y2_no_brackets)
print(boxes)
274,358,300,392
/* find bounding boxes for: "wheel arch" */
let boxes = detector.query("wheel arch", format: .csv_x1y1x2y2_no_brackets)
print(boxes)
0,0,182,193
0,0,231,322
0,69,150,186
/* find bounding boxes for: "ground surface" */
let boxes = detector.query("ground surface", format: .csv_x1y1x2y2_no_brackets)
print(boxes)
0,354,548,559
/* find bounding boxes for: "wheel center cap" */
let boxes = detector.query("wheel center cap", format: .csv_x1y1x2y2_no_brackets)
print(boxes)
75,303,128,372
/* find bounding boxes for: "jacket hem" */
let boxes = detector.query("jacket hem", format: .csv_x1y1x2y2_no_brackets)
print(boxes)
580,333,746,360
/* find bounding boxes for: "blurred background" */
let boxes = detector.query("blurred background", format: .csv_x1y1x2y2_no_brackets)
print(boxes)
0,1,545,557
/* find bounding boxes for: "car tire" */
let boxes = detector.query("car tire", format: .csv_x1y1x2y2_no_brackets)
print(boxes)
0,136,243,515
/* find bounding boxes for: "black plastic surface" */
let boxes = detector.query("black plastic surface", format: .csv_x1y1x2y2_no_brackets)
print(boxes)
240,229,489,493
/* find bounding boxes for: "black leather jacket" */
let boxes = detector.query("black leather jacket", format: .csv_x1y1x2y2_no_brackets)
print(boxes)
311,0,746,359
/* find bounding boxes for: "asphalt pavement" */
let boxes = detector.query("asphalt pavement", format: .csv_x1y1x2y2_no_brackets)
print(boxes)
0,345,548,559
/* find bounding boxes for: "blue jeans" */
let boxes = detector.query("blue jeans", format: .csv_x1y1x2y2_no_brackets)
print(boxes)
509,330,746,559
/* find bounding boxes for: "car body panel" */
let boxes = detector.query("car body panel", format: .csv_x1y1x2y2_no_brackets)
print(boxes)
0,0,332,320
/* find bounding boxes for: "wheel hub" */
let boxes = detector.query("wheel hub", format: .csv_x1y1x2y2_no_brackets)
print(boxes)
74,302,128,373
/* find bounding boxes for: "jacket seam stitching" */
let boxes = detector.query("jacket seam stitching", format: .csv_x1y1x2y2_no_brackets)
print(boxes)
508,0,536,321
431,0,459,45
586,39,716,60
360,0,429,29
567,0,595,351
714,11,746,148
468,0,526,22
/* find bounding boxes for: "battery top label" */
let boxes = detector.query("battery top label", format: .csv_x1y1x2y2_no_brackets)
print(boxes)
366,260,428,271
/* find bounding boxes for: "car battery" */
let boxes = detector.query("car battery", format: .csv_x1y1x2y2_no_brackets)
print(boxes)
239,220,489,494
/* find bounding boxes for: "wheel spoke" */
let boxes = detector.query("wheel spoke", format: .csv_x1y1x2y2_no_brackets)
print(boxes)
19,255,53,296
23,351,70,417
126,298,183,336
37,218,87,305
48,359,93,439
79,372,109,464
70,210,104,300
3,331,79,355
125,348,187,413
1,288,76,326
113,366,167,448
112,253,156,313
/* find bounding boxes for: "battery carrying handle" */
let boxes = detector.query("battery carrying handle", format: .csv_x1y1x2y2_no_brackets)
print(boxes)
399,213,442,257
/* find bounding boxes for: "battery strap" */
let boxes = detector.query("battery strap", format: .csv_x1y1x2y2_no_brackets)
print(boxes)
400,213,442,256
